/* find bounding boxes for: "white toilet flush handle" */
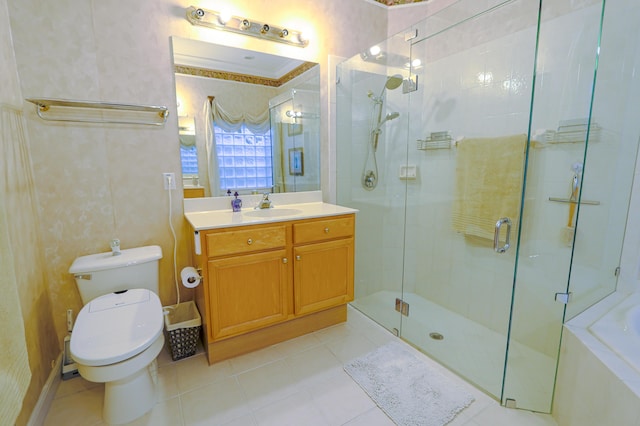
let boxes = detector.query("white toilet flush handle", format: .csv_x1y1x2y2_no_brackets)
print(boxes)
110,238,121,256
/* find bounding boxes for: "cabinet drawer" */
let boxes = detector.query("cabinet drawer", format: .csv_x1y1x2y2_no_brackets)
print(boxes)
206,225,287,257
293,215,354,245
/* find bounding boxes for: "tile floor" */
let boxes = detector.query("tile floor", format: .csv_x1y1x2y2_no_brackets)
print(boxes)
44,306,558,426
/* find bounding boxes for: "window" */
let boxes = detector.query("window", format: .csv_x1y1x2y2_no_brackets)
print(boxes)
179,145,198,176
215,124,273,191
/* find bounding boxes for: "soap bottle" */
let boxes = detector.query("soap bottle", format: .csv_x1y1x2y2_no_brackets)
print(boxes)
231,191,242,212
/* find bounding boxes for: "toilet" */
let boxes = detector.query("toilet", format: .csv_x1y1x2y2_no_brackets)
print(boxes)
69,245,164,425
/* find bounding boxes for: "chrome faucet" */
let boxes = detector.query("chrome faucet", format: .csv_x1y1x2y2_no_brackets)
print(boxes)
256,192,272,209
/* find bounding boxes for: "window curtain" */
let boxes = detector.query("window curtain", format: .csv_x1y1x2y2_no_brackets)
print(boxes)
204,96,270,195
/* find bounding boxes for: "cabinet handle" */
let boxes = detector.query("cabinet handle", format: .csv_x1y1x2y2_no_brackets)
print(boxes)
296,255,301,261
283,258,288,264
324,227,330,233
247,238,253,245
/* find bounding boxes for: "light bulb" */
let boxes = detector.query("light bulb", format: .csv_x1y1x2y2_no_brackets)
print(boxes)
217,11,231,25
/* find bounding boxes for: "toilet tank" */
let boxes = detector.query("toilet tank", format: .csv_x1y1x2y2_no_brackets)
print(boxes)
69,245,163,304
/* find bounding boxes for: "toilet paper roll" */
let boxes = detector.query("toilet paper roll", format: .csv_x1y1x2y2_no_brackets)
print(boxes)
180,267,201,288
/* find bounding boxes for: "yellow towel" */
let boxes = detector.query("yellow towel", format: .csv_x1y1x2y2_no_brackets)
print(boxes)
451,134,527,243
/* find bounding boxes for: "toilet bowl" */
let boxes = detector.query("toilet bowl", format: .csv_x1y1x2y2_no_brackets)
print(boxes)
69,246,164,424
71,289,164,424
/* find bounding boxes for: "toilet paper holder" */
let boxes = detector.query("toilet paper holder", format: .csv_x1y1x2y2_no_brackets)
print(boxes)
186,268,202,284
180,266,203,288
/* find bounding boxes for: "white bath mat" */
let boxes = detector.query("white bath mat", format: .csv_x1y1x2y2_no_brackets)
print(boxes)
344,341,474,426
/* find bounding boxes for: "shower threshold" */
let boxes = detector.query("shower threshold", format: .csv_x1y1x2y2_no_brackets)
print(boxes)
351,290,555,410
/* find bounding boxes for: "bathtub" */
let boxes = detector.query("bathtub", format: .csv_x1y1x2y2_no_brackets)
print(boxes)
554,292,640,425
588,292,640,373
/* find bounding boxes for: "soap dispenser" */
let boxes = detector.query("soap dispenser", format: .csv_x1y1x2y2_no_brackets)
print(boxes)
231,191,242,212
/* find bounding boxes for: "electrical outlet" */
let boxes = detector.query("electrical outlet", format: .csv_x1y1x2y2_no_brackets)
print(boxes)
163,172,176,190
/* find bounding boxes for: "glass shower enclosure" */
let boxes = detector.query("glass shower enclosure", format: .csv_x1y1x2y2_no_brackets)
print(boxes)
269,66,321,193
336,0,640,413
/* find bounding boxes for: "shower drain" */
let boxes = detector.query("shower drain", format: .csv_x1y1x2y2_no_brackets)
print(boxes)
429,332,444,340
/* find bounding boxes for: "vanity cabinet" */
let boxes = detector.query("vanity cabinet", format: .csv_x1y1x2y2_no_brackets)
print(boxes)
193,214,354,364
293,217,354,316
204,224,290,341
207,249,289,340
184,187,205,198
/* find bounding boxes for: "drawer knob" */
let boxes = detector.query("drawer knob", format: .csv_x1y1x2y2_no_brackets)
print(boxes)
283,258,288,264
296,255,301,261
247,238,253,245
324,227,330,233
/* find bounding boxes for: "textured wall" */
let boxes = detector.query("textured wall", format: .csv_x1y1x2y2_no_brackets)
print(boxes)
5,0,390,350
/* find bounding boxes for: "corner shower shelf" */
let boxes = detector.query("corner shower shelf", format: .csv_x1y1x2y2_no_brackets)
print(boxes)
417,131,453,150
25,98,169,126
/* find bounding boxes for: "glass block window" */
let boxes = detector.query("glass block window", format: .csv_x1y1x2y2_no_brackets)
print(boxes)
215,124,273,191
180,145,199,176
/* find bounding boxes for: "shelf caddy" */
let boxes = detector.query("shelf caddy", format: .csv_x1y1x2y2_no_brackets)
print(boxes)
417,131,453,150
25,98,169,126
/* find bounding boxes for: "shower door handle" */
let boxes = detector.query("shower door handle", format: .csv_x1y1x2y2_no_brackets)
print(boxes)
494,217,512,253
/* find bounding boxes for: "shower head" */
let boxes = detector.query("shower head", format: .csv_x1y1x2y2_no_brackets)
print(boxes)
383,111,400,122
368,74,404,103
373,111,400,133
377,74,404,99
385,74,404,91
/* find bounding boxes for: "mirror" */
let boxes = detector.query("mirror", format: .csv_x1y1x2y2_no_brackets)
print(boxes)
172,36,320,197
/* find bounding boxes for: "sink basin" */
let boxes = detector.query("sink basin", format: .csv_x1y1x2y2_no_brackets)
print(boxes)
243,208,303,218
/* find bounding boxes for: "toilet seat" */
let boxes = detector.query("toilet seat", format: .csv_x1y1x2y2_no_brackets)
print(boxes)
70,288,163,366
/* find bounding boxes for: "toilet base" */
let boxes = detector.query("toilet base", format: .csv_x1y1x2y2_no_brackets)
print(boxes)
104,359,158,424
76,335,164,425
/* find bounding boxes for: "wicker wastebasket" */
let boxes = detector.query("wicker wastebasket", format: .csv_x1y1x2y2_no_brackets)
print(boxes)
163,301,202,361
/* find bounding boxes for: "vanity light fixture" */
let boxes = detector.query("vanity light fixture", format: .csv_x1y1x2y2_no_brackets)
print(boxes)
286,110,302,118
285,110,318,120
360,45,385,62
185,6,309,48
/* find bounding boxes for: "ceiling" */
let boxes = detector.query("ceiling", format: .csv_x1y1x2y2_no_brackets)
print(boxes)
172,36,306,80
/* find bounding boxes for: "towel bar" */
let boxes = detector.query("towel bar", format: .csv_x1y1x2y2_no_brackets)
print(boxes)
548,197,600,205
26,98,169,126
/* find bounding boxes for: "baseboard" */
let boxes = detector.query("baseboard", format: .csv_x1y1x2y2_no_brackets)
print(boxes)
27,352,62,426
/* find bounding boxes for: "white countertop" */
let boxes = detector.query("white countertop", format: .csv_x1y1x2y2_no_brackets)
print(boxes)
184,191,357,231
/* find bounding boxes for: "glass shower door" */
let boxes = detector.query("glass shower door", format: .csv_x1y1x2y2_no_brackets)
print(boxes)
399,0,541,403
336,29,412,337
269,66,320,193
504,0,610,412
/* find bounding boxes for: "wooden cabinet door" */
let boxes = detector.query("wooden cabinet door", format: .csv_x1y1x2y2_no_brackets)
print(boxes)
293,238,354,316
208,249,289,340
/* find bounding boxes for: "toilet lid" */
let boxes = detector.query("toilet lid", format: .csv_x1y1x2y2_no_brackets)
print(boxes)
70,289,163,366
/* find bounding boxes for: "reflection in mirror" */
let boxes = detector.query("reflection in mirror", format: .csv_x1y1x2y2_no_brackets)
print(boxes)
172,36,320,197
179,117,205,198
